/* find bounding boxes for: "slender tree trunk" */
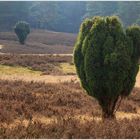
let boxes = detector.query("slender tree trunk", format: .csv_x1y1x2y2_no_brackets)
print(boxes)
101,97,119,120
102,107,116,120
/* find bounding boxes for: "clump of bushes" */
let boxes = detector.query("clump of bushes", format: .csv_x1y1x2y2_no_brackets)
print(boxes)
74,16,140,119
14,21,30,45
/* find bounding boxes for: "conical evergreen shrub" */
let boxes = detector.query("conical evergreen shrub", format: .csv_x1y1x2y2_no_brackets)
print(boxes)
74,16,140,119
14,21,30,45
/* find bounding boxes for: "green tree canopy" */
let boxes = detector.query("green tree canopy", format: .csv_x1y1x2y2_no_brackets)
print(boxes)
74,16,140,119
14,21,30,44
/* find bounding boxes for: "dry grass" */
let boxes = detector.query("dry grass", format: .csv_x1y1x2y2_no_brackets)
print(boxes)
0,53,77,84
0,74,77,84
59,63,76,75
0,54,73,75
0,79,140,138
0,52,140,138
1,118,140,139
0,65,42,76
0,54,77,84
0,30,77,54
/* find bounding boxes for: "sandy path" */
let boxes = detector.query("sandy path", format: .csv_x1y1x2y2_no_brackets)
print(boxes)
1,69,140,86
0,45,3,50
0,52,73,56
0,74,78,83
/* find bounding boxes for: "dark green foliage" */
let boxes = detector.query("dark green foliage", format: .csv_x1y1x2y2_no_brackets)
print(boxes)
0,2,140,33
0,2,31,31
14,21,30,44
74,16,140,119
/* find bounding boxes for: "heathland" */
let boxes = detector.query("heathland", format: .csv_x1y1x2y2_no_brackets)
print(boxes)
0,30,140,138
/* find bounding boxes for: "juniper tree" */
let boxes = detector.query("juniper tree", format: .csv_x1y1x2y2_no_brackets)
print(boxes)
14,21,30,44
74,16,140,119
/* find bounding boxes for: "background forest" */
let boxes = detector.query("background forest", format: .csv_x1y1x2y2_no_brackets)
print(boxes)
0,1,140,33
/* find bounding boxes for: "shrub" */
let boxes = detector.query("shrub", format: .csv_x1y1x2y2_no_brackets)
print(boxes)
73,16,140,119
14,21,30,44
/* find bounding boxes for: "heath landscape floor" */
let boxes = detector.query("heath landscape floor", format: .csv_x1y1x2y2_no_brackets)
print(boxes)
0,30,76,54
0,30,140,138
0,53,140,138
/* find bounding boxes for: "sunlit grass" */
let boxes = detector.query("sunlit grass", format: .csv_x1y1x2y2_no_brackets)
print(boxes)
0,64,77,83
59,63,76,74
0,64,42,76
0,44,3,49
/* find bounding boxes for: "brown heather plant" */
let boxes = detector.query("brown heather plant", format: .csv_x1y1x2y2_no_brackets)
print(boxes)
0,26,140,138
0,54,72,75
0,80,140,138
0,30,76,54
0,51,140,138
0,116,140,138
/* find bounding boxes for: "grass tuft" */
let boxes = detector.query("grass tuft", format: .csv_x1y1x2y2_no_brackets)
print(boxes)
59,63,76,75
0,64,42,76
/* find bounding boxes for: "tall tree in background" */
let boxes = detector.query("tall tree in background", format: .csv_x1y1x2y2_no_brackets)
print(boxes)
29,2,59,29
118,2,140,26
0,2,31,31
0,1,140,33
52,2,86,33
85,2,119,18
85,1,140,27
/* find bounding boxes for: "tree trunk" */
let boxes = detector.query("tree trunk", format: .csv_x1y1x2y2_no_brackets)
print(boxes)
102,107,116,120
101,97,119,120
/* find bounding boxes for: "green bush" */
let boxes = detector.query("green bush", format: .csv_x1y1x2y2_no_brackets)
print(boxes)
73,16,140,119
14,21,30,45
